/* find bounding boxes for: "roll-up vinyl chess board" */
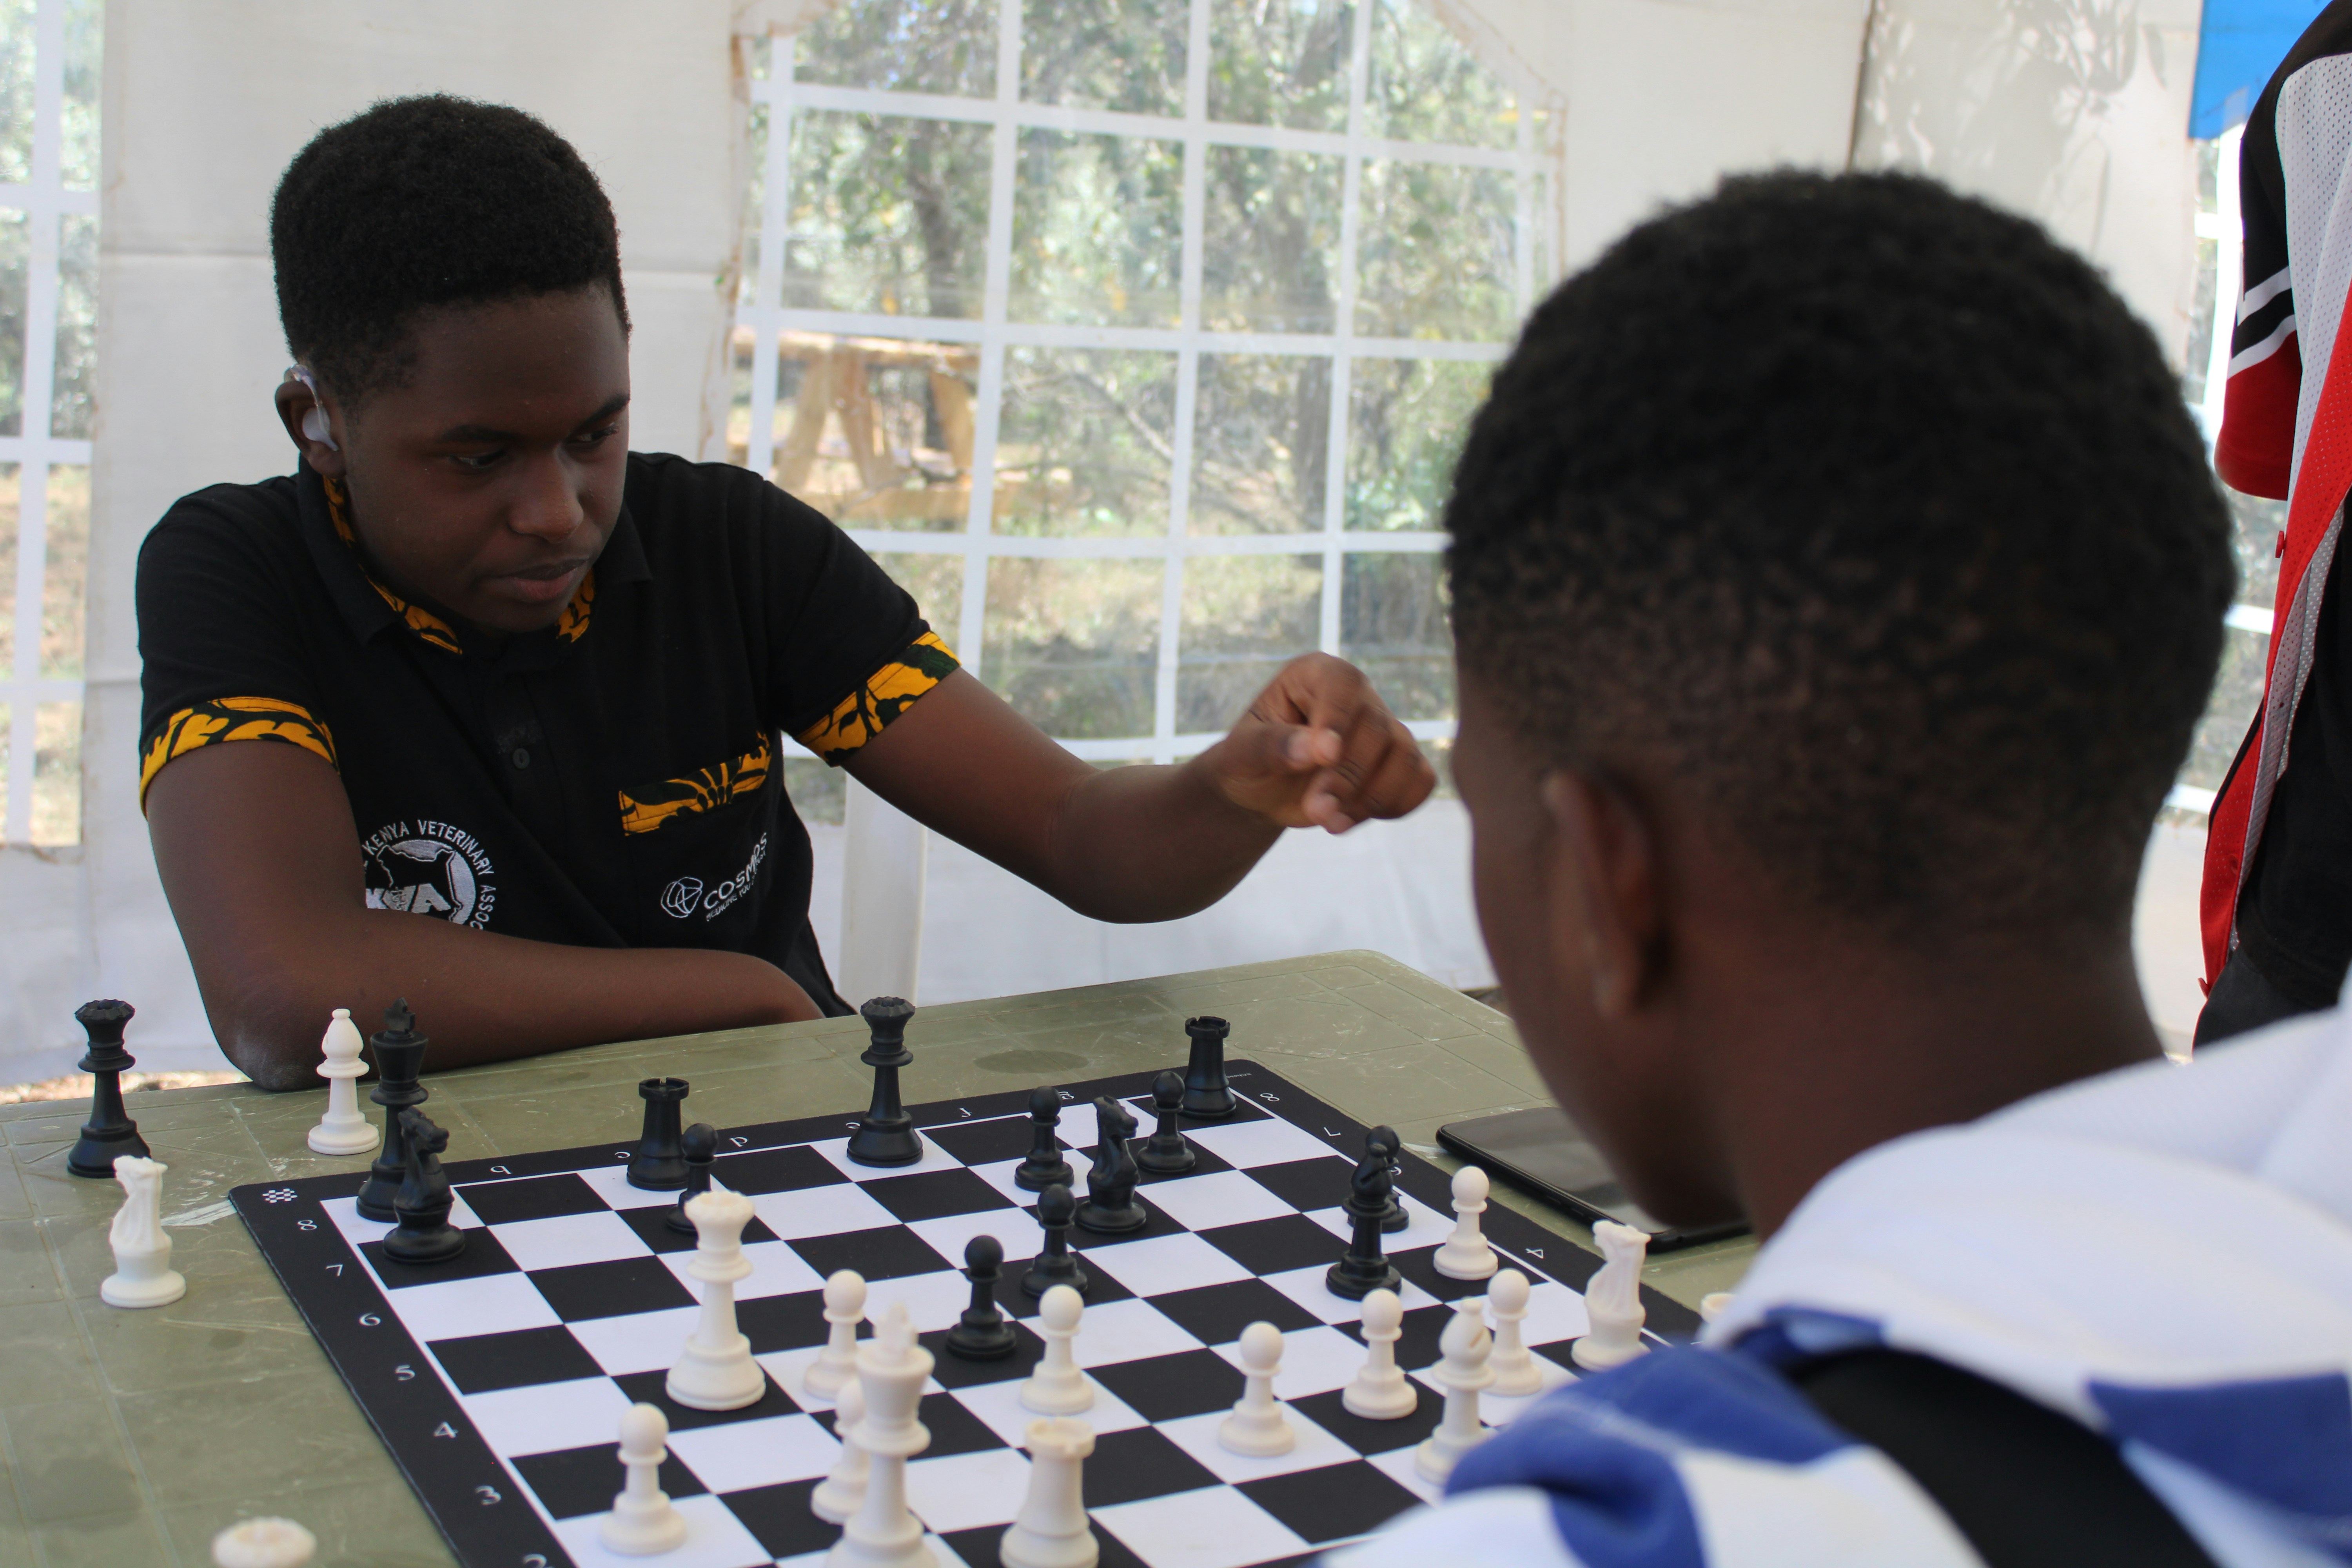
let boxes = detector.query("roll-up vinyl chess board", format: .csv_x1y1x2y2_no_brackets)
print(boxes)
233,1061,1698,1568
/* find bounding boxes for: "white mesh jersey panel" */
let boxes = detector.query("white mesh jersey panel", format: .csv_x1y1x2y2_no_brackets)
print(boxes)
2276,54,2352,499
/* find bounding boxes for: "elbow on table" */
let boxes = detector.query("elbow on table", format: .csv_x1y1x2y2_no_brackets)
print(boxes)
203,980,337,1093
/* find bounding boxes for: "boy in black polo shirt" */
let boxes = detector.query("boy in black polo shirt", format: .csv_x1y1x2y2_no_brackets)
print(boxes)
138,97,1433,1089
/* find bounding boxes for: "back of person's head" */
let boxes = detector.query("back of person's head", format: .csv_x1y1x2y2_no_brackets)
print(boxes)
1446,169,2233,943
271,95,628,405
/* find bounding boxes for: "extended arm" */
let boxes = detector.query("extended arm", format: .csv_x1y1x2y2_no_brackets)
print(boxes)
146,742,818,1090
842,655,1436,922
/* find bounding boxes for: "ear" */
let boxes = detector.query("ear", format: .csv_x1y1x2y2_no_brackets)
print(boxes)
1537,768,1664,1018
272,377,348,479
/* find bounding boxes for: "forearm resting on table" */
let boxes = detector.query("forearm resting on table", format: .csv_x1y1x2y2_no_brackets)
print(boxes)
146,741,816,1090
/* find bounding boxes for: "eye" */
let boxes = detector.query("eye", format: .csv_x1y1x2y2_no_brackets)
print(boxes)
572,422,621,449
451,449,504,472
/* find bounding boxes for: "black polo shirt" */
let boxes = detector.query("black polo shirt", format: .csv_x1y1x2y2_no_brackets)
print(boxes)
135,453,958,1015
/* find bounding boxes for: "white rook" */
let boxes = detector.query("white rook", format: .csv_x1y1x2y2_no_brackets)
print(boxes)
999,1416,1098,1568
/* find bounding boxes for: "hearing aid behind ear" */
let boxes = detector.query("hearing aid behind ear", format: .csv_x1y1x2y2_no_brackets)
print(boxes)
285,366,338,452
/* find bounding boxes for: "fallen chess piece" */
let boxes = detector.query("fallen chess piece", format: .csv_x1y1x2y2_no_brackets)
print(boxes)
1572,1219,1651,1371
1021,1285,1093,1414
1073,1097,1146,1234
1181,1014,1235,1118
830,1301,935,1568
66,998,151,1178
383,1107,465,1265
1014,1085,1074,1192
1432,1165,1498,1281
628,1076,690,1190
812,1373,871,1524
305,1008,377,1156
846,996,923,1167
1342,1287,1417,1419
1415,1299,1495,1483
1133,1070,1195,1176
669,1187,766,1410
1218,1320,1295,1456
1000,1416,1099,1568
356,1000,430,1221
665,1122,719,1236
102,1154,186,1309
601,1401,689,1555
210,1515,316,1567
1021,1183,1089,1297
1486,1269,1546,1396
804,1269,867,1399
945,1234,1018,1360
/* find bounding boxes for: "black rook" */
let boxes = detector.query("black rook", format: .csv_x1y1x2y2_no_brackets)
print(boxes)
1181,1014,1235,1118
628,1078,691,1191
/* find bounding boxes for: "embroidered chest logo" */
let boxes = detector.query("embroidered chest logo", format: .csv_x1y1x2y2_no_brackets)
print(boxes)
661,833,768,923
361,820,498,929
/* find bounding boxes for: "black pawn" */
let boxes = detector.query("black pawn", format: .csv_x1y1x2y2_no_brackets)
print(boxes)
384,1107,465,1265
65,1000,149,1178
1134,1071,1195,1176
1074,1098,1147,1234
1020,1183,1089,1298
666,1123,719,1236
628,1078,690,1191
1181,1014,1235,1118
1014,1086,1075,1192
846,997,922,1166
1325,1138,1403,1299
1367,1125,1408,1233
944,1235,1018,1361
356,1000,430,1221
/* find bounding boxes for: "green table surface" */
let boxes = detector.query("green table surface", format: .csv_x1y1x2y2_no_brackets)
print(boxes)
0,949,1755,1567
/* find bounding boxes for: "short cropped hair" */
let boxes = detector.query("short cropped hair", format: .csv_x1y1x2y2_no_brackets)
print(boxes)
1446,170,2233,938
271,95,628,402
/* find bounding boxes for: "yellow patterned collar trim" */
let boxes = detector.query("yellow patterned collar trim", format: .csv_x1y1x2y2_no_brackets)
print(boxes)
321,476,597,652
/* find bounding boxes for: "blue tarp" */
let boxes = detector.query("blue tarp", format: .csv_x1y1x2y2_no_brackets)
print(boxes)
2193,0,2331,136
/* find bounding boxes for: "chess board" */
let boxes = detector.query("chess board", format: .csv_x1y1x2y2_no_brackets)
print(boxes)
232,1061,1699,1568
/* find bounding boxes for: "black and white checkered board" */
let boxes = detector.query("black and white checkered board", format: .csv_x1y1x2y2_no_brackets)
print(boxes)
233,1060,1698,1568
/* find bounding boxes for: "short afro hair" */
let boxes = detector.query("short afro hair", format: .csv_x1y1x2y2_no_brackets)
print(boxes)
1446,170,2233,940
271,95,629,402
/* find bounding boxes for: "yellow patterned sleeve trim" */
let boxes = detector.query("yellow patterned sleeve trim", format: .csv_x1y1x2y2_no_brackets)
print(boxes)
793,632,960,765
139,698,338,811
619,732,773,836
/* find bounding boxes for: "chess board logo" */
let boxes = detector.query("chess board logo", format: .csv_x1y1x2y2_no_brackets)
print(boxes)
361,818,497,929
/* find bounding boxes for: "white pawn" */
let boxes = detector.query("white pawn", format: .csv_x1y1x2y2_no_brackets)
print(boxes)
102,1156,185,1309
211,1516,316,1567
1486,1269,1545,1396
1573,1220,1651,1371
306,1008,378,1155
812,1371,871,1524
1218,1321,1294,1456
805,1269,867,1399
1020,1285,1093,1415
1415,1299,1495,1482
1432,1165,1498,1281
601,1402,690,1556
1342,1288,1417,1419
999,1416,1099,1568
830,1302,934,1568
668,1187,766,1410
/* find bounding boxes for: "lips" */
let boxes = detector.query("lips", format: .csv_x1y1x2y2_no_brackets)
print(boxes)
487,558,591,605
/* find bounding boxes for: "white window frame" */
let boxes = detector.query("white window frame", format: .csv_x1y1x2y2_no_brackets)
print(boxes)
0,0,92,842
739,0,1557,765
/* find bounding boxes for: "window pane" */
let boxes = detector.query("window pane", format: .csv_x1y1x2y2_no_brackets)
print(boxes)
0,0,30,183
984,557,1161,738
1022,0,1185,115
793,0,996,98
0,465,16,677
1341,552,1452,720
2183,626,2268,795
1178,554,1321,731
1347,358,1485,530
784,755,846,826
995,348,1176,539
771,332,978,530
870,552,965,653
51,213,95,439
1356,160,1516,340
0,212,23,437
1367,0,1517,148
42,463,83,677
1011,131,1183,327
1192,353,1330,535
60,0,99,190
787,112,992,319
1202,147,1342,333
32,699,76,846
739,102,769,309
1208,0,1352,132
2230,489,2285,615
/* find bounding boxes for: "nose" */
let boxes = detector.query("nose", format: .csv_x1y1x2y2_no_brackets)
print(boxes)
508,448,586,543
